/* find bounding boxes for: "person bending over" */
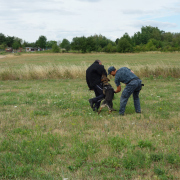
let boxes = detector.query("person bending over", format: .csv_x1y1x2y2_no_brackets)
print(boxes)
108,66,142,115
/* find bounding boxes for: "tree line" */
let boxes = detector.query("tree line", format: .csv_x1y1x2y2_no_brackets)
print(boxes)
0,26,180,53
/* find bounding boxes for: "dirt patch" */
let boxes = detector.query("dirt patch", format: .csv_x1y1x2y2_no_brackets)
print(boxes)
0,55,6,59
0,54,14,59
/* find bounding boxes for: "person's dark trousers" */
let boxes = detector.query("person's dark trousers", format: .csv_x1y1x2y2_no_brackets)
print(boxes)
119,79,142,115
92,83,105,109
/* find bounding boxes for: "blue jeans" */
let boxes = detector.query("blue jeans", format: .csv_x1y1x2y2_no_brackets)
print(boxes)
119,79,142,115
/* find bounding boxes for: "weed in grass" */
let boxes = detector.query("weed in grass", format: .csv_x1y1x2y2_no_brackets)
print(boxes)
101,157,121,169
12,127,32,135
165,153,180,165
68,139,99,171
33,110,50,116
108,135,130,152
138,139,155,150
150,153,164,162
154,166,166,176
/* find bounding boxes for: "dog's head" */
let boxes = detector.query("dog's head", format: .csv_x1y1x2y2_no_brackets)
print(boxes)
101,74,110,83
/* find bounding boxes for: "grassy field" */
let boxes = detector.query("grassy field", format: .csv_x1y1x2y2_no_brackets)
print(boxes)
0,53,180,179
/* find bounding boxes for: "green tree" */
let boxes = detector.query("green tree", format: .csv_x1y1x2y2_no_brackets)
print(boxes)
12,41,20,50
22,41,35,48
0,33,6,45
145,39,156,51
86,36,96,52
132,32,141,45
104,43,113,52
60,39,71,52
140,26,162,44
46,41,57,49
52,43,60,53
0,43,7,50
117,38,132,53
71,37,81,52
162,32,173,42
172,33,180,47
36,35,47,48
6,36,14,47
71,36,87,53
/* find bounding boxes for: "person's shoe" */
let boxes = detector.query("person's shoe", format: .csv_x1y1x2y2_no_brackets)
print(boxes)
119,113,124,116
136,111,141,113
89,99,94,109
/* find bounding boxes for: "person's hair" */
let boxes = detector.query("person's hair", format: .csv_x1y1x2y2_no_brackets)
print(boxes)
95,59,101,64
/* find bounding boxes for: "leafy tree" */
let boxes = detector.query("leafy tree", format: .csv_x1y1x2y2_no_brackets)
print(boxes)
0,43,7,50
172,33,180,47
46,40,57,49
104,43,114,52
145,39,156,51
23,41,35,48
36,35,47,48
71,36,87,53
52,43,60,53
71,37,81,52
132,32,141,45
0,33,6,45
117,38,132,53
162,32,173,42
86,36,96,52
6,36,14,47
140,26,162,44
115,38,119,45
12,40,21,50
60,39,71,52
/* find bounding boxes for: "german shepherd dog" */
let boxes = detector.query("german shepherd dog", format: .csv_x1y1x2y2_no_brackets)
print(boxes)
98,74,116,114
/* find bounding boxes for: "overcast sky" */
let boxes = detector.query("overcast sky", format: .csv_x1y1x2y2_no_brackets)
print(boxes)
0,0,179,43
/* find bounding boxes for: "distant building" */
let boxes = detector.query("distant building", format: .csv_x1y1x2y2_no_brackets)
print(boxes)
25,47,42,52
26,47,36,52
5,47,13,52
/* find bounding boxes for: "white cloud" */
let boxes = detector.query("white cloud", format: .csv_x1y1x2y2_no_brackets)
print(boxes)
0,0,179,42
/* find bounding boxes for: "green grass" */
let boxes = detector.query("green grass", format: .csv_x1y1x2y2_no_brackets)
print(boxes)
0,75,180,179
0,53,180,179
1,52,180,68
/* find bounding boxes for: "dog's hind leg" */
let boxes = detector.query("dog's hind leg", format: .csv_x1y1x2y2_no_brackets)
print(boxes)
108,110,112,114
98,107,103,114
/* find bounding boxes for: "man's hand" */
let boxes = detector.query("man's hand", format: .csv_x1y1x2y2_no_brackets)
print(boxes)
114,85,121,93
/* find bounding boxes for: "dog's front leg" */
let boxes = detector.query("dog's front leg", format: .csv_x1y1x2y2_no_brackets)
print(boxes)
98,107,102,115
108,110,112,114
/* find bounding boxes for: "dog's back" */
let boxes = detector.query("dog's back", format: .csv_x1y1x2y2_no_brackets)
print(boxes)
98,74,115,114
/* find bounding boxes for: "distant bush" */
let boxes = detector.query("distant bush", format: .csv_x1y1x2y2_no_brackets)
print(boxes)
52,44,60,53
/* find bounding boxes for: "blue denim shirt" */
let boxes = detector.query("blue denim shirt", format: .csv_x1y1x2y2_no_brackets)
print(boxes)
114,67,138,86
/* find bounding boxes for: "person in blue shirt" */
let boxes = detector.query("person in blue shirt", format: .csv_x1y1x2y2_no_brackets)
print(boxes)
108,66,142,115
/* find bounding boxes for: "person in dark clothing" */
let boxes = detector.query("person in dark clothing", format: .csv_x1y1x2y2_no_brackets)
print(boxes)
108,66,142,115
86,60,107,111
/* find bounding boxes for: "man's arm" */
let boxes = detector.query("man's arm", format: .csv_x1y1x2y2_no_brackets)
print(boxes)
114,85,121,93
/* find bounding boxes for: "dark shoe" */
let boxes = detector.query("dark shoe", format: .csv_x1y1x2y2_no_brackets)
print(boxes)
89,99,94,109
119,113,124,116
136,111,141,113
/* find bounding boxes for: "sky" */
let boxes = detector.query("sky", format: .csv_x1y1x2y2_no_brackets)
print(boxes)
0,0,180,43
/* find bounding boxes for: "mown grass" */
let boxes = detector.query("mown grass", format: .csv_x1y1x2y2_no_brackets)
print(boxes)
0,75,180,179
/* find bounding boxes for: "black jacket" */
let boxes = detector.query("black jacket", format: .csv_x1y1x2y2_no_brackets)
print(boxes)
86,61,107,90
